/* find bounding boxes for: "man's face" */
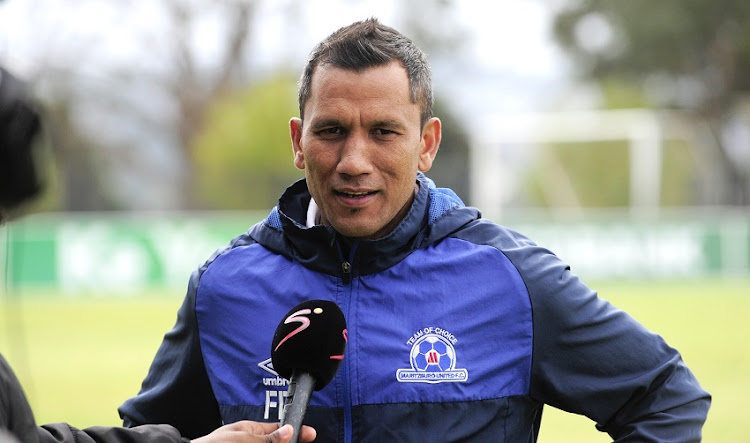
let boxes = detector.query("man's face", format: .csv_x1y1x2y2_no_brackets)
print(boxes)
290,61,440,239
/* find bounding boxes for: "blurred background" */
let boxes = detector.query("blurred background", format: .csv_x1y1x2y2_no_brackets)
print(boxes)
1,0,748,441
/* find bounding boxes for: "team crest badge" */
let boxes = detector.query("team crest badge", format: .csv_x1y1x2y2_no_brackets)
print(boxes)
396,327,468,384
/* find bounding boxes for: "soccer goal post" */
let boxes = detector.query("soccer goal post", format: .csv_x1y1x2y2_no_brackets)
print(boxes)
470,109,665,217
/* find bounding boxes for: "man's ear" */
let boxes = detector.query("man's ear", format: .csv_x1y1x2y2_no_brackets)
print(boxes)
290,117,305,170
418,117,441,172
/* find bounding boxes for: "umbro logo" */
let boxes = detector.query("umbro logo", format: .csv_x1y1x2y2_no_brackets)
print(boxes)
258,358,278,376
258,357,288,387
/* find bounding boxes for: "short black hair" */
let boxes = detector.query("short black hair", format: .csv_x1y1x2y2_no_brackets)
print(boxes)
298,17,434,128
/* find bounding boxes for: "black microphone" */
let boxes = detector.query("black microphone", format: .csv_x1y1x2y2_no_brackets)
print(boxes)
271,300,347,443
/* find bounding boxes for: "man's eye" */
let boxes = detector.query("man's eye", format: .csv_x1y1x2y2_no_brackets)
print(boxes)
315,127,343,138
372,128,395,137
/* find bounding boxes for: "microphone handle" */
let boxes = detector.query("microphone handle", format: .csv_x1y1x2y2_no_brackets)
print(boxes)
280,370,316,443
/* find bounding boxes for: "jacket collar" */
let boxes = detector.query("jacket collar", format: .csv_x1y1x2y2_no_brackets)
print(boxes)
253,173,477,277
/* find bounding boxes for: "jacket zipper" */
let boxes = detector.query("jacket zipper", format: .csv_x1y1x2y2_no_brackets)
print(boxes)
337,240,358,443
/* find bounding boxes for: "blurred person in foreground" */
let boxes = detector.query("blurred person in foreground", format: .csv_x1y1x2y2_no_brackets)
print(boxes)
120,18,710,442
0,67,315,443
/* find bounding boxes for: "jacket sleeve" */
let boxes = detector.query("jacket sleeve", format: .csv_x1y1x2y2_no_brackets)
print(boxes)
38,423,188,443
1,354,40,443
118,269,222,440
506,237,711,441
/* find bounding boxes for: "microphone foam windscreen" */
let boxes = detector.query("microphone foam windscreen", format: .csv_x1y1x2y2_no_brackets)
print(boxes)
271,300,347,391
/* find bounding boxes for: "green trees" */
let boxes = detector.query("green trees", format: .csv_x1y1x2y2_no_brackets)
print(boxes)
192,75,302,210
552,0,750,205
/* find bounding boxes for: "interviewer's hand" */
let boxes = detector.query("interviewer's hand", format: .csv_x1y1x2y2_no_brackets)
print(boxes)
192,421,316,443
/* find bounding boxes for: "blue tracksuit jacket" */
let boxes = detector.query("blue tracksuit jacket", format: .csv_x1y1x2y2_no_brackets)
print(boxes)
119,174,710,442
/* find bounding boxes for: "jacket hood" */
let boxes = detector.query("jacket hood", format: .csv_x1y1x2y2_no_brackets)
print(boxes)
249,173,480,277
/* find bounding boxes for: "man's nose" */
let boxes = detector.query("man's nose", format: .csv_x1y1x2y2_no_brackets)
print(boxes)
336,131,373,176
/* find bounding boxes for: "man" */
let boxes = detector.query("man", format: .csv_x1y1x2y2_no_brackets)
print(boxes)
119,18,710,441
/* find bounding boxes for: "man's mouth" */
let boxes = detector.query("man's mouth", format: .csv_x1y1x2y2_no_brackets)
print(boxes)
335,190,377,198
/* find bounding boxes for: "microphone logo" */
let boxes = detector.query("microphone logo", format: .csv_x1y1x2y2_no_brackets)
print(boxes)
274,306,348,360
271,300,347,390
274,308,313,352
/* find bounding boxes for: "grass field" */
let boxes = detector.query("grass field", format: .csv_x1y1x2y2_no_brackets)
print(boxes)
1,278,748,441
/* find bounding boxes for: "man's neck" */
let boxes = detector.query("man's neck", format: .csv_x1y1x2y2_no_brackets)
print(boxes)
305,182,420,238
